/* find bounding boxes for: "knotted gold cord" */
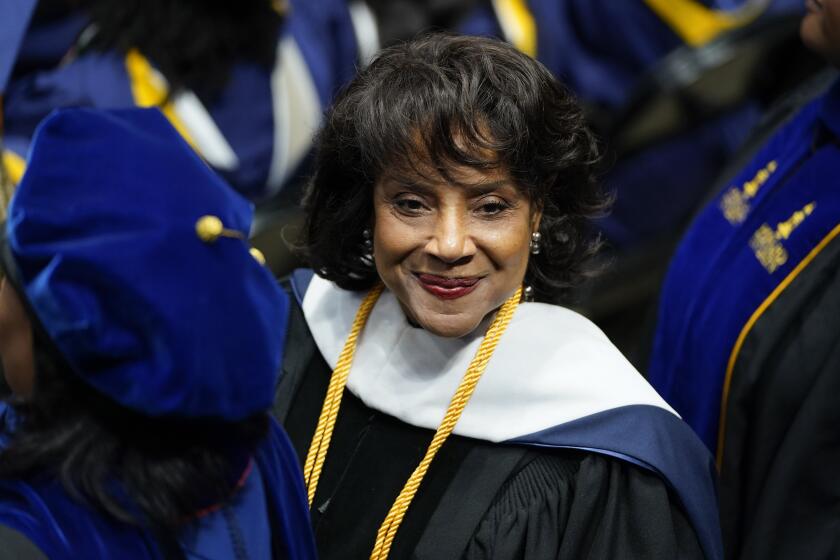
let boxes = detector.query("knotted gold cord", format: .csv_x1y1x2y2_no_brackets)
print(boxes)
302,283,385,505
302,283,522,559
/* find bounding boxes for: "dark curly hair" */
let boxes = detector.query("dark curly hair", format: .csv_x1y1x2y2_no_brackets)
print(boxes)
78,0,284,100
302,33,608,301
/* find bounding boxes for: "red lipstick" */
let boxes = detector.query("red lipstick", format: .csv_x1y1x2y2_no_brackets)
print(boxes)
416,273,481,300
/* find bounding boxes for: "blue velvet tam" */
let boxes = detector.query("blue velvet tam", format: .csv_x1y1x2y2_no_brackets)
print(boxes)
1,107,289,420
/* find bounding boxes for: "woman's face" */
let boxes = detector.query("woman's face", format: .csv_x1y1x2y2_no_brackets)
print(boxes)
372,163,540,338
0,278,35,396
801,0,840,65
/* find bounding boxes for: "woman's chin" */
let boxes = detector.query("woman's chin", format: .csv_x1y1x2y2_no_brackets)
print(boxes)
411,312,485,339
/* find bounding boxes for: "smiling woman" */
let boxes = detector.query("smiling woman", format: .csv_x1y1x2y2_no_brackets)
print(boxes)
275,34,723,559
372,163,537,337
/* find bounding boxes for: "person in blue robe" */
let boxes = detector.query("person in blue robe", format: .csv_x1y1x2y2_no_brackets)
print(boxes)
0,107,316,559
648,1,840,557
457,0,804,250
0,0,361,201
273,34,722,559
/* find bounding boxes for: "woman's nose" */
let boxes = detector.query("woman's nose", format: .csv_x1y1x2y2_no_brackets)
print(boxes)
425,210,476,263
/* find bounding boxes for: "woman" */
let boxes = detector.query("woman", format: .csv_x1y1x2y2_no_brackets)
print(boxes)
649,1,840,557
273,34,721,559
0,108,315,558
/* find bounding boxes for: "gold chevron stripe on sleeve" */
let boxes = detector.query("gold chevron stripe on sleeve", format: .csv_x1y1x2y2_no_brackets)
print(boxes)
643,0,764,47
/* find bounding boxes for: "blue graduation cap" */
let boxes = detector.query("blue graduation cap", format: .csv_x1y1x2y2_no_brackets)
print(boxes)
1,107,289,420
0,0,36,93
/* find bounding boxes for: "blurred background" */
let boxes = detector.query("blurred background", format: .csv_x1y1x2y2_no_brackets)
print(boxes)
1,0,830,368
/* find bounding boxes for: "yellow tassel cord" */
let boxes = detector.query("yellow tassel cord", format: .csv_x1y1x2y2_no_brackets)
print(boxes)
302,283,522,559
492,0,537,58
124,49,197,148
1,150,25,186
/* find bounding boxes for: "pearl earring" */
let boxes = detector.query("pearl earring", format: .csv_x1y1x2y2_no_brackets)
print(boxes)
529,231,542,255
523,284,535,302
361,228,374,265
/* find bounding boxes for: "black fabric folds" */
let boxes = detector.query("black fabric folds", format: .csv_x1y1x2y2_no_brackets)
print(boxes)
719,235,840,560
465,452,702,559
276,289,705,559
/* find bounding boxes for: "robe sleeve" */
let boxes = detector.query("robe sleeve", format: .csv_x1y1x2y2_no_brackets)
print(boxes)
718,234,840,559
0,524,48,559
463,451,704,559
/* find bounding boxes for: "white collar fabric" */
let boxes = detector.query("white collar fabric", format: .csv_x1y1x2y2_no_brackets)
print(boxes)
302,275,677,442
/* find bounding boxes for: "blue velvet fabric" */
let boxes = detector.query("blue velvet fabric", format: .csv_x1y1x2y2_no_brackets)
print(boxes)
5,107,289,421
1,0,358,199
0,404,317,559
649,79,840,452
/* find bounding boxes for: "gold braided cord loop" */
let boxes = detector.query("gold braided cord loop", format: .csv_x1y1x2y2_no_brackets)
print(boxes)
370,286,522,560
302,283,385,506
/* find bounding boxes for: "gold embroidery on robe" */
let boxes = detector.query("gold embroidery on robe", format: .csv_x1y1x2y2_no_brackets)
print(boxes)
750,202,816,273
720,160,777,224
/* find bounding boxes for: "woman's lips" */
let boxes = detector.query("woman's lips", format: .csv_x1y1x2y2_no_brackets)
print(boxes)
415,273,481,300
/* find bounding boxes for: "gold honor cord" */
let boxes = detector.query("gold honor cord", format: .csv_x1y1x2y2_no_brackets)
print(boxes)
302,285,523,559
370,286,522,559
302,283,386,505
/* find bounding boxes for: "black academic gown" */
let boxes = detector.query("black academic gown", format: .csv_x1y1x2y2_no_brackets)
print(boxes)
274,286,707,559
718,234,840,559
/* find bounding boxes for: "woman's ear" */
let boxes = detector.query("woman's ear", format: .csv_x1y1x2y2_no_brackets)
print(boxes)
530,207,543,234
0,277,36,397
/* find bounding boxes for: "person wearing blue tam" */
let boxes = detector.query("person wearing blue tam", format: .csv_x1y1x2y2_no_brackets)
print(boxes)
0,107,316,559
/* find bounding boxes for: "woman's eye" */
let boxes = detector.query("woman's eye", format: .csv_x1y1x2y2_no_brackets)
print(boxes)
476,200,510,216
394,198,427,213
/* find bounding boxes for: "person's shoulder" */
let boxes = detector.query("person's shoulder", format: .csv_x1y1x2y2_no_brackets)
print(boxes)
281,268,315,307
501,446,672,498
511,302,638,368
0,475,67,559
512,302,625,357
496,301,676,419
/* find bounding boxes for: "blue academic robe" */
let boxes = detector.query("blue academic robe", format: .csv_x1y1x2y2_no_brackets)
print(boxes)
648,79,840,457
0,403,317,559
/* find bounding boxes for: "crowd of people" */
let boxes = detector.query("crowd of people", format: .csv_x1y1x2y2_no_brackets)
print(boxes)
0,1,837,559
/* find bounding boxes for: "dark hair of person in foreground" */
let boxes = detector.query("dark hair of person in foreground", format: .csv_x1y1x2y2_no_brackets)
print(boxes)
302,33,610,302
0,309,269,535
78,0,284,99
